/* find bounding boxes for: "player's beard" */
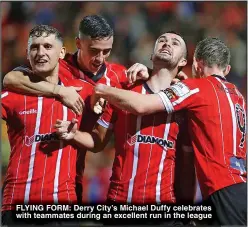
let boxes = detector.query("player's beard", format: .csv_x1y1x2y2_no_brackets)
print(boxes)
153,53,177,70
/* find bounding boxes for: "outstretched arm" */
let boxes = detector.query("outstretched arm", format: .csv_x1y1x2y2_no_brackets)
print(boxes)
3,70,84,115
92,83,165,115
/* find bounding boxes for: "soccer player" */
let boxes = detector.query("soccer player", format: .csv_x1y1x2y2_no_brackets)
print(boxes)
1,25,94,226
2,15,127,204
55,31,195,225
91,37,247,226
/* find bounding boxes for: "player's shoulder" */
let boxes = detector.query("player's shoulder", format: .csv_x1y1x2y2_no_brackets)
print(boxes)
106,62,127,72
1,89,20,100
66,78,94,88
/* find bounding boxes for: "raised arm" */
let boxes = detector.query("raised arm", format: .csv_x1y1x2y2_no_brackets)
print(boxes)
3,70,84,115
92,83,164,115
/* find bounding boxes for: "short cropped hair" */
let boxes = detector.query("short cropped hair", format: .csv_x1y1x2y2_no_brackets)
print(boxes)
29,24,63,44
194,37,231,69
79,15,113,39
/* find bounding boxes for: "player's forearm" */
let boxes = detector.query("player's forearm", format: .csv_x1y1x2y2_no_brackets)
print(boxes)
72,130,105,153
3,71,60,97
94,84,165,115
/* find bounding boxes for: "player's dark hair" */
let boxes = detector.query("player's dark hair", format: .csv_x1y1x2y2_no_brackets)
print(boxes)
29,24,63,44
79,15,113,39
194,37,231,69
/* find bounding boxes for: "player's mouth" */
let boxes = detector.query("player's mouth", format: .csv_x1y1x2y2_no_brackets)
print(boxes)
160,49,171,55
35,59,48,65
92,62,102,69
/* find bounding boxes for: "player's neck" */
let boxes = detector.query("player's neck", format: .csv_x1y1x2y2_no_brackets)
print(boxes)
202,66,225,78
38,65,59,84
147,68,174,93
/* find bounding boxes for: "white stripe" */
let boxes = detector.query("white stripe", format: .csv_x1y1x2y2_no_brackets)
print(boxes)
53,105,68,203
172,88,199,106
10,96,26,206
216,78,237,156
158,92,174,113
104,69,111,86
155,114,172,203
208,79,236,183
24,97,43,203
142,116,155,203
127,87,145,203
41,98,55,202
1,92,8,98
97,118,113,129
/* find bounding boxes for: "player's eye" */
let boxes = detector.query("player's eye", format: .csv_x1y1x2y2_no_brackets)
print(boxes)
89,48,99,54
44,44,52,49
173,42,179,46
30,45,38,50
103,49,111,55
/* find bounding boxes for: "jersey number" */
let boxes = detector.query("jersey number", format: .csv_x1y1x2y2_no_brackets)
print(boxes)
235,104,246,148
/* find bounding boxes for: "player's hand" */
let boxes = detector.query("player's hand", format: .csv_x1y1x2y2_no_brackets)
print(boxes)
93,98,106,114
127,63,149,84
172,71,188,84
54,118,78,140
55,86,85,115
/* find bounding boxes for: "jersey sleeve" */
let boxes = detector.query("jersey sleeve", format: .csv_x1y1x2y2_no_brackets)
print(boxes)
1,91,14,121
97,103,117,130
12,65,32,74
157,80,200,113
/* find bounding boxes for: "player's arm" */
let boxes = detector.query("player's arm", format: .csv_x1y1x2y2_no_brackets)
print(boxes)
92,81,199,115
92,83,164,115
3,70,84,115
54,119,113,153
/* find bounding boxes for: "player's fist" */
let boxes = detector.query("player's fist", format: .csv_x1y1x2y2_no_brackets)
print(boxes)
127,63,149,84
93,98,106,114
54,118,78,140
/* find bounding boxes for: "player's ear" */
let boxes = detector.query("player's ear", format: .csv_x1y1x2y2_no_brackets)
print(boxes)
223,65,231,76
26,48,29,60
76,37,81,49
59,46,66,59
178,57,187,68
150,53,154,61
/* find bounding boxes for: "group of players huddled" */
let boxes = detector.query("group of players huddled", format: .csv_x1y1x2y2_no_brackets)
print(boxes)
1,15,247,226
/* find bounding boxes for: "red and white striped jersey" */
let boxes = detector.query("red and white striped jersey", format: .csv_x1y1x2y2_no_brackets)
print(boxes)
158,75,247,199
1,74,94,211
98,82,191,204
63,53,128,195
12,54,128,203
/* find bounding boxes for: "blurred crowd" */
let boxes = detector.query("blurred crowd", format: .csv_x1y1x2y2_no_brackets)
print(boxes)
1,2,247,202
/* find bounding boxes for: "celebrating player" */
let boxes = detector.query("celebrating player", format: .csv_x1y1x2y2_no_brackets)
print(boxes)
55,31,196,226
1,25,95,226
91,37,247,226
2,15,128,204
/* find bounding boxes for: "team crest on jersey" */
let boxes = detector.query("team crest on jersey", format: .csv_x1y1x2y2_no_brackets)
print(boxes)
25,132,59,146
164,88,176,100
235,104,246,148
170,82,190,97
127,133,174,148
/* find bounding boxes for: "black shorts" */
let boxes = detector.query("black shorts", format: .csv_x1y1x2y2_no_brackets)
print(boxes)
1,210,80,227
209,182,247,226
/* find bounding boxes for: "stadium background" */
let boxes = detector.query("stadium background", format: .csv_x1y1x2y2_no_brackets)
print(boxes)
1,1,247,203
